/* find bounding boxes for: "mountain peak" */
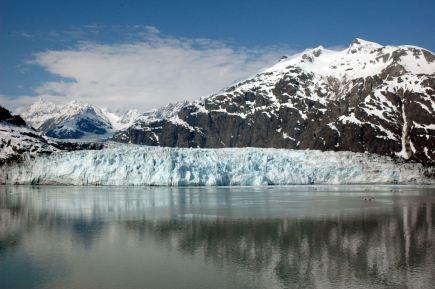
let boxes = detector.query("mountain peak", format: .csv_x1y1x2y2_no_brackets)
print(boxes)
28,98,56,109
347,38,382,53
20,98,59,129
299,46,324,63
66,100,89,108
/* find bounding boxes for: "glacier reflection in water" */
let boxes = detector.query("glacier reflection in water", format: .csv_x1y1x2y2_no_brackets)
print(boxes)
0,185,434,289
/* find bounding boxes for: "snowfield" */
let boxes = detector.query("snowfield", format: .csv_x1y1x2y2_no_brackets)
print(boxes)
1,143,433,185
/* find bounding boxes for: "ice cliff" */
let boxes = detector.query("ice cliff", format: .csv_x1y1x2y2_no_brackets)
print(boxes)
1,144,432,185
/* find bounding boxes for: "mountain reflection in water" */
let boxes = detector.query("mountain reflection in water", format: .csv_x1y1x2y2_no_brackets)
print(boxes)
0,185,434,289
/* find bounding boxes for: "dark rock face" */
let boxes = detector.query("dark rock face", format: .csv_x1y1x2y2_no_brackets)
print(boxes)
45,126,84,139
52,141,106,151
0,106,26,126
76,118,108,134
113,42,434,165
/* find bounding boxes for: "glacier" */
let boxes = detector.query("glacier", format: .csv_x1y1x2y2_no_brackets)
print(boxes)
1,143,433,186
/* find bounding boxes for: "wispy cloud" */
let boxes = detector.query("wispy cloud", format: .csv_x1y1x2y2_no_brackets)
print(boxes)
4,26,296,112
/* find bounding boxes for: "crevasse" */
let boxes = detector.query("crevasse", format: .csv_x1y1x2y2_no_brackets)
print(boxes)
1,144,432,186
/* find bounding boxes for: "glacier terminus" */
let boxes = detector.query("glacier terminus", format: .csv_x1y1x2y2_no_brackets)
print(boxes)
1,143,433,186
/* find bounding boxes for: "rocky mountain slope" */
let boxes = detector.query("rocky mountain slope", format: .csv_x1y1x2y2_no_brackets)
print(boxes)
0,106,104,165
1,106,57,164
114,39,435,165
21,99,139,139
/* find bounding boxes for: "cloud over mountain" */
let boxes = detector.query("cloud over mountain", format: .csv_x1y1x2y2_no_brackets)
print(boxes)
3,26,293,111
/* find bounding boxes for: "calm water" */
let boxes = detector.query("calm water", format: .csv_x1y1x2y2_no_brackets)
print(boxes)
0,185,434,289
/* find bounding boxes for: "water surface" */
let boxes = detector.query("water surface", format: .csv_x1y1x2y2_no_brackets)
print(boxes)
0,185,434,289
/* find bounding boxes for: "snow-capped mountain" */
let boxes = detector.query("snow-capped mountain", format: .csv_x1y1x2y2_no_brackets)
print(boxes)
21,99,140,139
114,39,435,164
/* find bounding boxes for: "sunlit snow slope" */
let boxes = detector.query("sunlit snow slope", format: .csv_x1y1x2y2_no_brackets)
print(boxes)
1,144,432,185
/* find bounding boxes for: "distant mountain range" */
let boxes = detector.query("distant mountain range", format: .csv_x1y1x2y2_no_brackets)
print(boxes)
19,99,140,140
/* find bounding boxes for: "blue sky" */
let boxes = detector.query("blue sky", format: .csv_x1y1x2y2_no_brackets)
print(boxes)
1,0,434,110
